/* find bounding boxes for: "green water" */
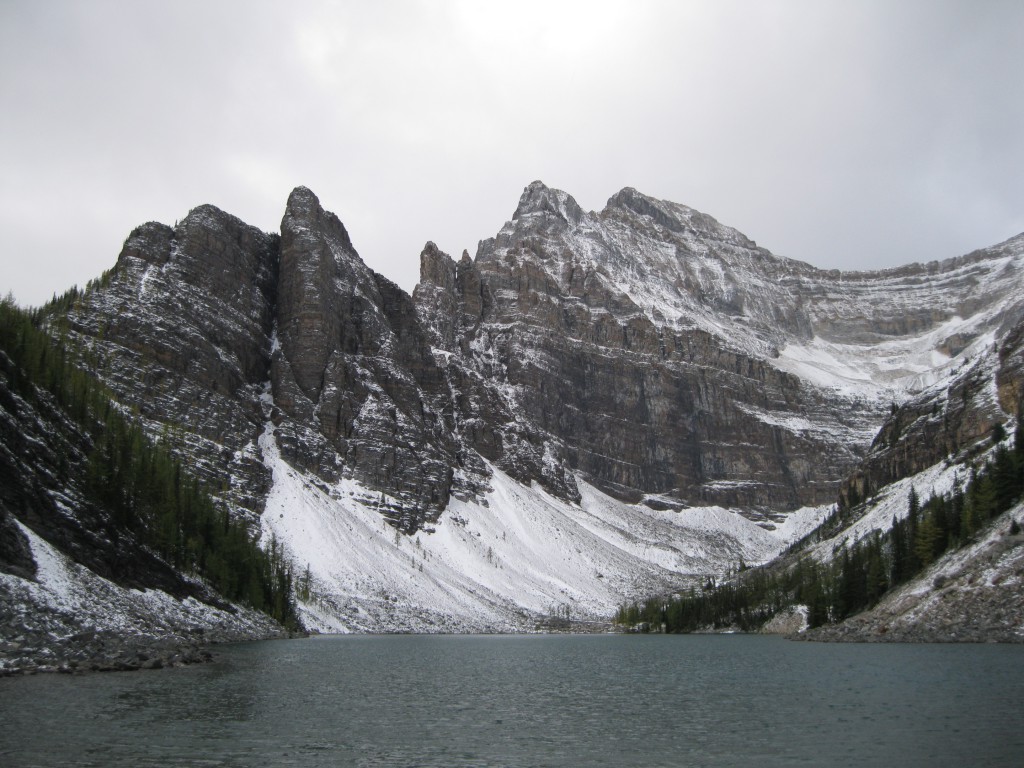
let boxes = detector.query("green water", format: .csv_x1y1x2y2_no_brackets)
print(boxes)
2,634,1023,767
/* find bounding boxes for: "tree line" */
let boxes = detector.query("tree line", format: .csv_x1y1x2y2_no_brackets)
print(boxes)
1,294,299,630
616,417,1024,633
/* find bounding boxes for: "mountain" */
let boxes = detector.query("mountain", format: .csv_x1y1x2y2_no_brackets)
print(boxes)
415,182,1022,515
3,182,1023,641
0,302,289,673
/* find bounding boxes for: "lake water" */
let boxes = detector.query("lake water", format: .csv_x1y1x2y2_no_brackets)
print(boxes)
2,634,1023,767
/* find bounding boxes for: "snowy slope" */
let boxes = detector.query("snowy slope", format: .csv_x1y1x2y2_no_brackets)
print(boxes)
805,498,1024,643
491,183,1024,411
0,522,283,673
807,458,970,562
257,426,824,632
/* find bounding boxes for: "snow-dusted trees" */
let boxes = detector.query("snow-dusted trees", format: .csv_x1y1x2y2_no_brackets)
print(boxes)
0,296,300,630
616,428,1024,633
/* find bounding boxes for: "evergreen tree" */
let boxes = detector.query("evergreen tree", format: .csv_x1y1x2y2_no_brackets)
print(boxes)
914,516,941,568
890,515,907,585
905,487,921,574
865,535,889,603
0,299,301,631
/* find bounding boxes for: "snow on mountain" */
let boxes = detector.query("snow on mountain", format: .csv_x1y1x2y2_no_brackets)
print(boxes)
256,185,1022,632
809,457,969,562
257,424,821,632
0,521,283,674
494,184,1024,406
23,181,1021,640
469,184,1023,507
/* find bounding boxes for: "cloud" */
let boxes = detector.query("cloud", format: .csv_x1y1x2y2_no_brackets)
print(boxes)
1,0,1022,306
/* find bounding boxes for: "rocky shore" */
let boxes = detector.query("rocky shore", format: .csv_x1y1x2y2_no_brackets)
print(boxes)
0,526,293,677
0,587,294,676
0,622,291,677
791,516,1024,644
2,627,213,675
793,621,1024,644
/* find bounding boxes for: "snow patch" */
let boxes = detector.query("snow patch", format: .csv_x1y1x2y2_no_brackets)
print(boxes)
0,522,277,642
256,425,816,632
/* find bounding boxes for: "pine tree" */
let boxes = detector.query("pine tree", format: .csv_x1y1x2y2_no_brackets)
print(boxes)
0,299,301,630
865,535,889,604
914,516,940,568
890,515,907,585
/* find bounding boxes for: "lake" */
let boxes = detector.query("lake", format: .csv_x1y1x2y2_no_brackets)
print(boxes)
1,634,1022,767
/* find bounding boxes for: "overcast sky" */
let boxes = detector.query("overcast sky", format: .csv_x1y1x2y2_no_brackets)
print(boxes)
2,0,1022,306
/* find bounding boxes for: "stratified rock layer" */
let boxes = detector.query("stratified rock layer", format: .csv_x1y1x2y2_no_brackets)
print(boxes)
59,182,1024,534
272,187,458,530
417,183,1023,516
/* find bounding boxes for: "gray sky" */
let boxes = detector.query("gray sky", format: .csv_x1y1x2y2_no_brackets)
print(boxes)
2,0,1022,307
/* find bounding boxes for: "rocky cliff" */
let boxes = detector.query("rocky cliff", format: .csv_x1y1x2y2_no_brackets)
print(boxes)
65,205,279,520
416,183,1024,517
65,188,467,534
18,181,1023,632
0,318,287,674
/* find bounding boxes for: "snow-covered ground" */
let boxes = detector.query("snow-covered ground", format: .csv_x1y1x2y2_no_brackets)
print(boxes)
774,320,999,402
804,457,968,562
0,522,281,673
808,498,1024,643
258,426,828,633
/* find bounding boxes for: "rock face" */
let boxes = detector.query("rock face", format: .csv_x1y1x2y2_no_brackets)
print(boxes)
414,184,841,511
270,187,458,530
66,205,280,521
834,236,1024,508
66,189,464,533
58,182,1024,538
417,183,1024,517
839,349,1011,509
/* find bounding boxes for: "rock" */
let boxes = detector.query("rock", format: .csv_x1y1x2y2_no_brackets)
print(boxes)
65,202,280,524
273,188,463,530
44,183,1024,526
0,504,35,580
760,606,808,635
6,179,1024,646
416,184,882,510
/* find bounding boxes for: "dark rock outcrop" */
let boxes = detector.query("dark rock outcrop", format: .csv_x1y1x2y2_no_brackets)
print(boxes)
840,312,1024,509
68,188,469,533
270,188,461,530
66,204,280,522
53,182,1024,534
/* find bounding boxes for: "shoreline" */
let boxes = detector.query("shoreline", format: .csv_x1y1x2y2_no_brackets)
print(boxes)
0,626,296,677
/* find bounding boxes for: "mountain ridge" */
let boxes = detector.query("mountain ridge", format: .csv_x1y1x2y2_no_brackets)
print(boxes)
3,181,1022,638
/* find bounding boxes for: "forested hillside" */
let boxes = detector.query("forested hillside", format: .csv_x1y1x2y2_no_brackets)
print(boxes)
616,423,1024,635
0,294,298,630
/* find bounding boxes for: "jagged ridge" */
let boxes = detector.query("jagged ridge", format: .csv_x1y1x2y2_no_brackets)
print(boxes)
12,181,1024,633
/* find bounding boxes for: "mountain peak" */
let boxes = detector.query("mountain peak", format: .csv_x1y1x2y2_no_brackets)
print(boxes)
605,186,756,249
604,186,692,233
282,185,355,254
284,185,326,224
513,181,584,226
